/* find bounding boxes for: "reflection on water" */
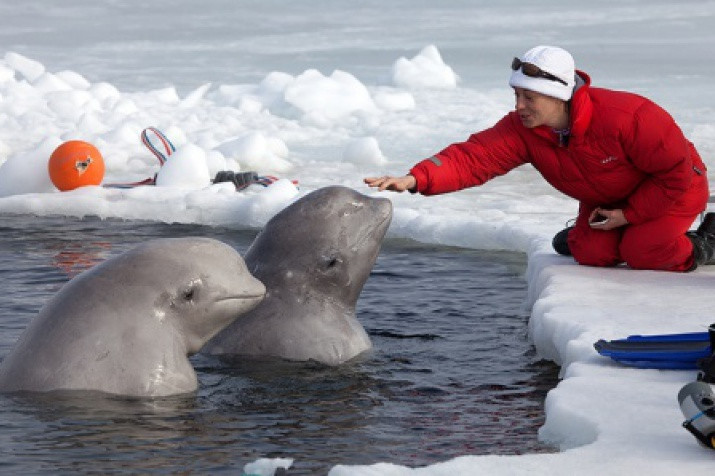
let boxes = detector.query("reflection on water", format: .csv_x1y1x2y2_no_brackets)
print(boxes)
49,241,112,277
0,215,558,474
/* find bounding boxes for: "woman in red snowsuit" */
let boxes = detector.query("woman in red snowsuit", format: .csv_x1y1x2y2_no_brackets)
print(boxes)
365,45,711,272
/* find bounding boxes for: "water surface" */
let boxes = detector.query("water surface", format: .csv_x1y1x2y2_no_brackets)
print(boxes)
0,215,558,474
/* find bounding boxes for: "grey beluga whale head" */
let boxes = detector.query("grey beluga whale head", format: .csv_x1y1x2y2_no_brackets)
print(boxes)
204,185,393,365
0,237,265,397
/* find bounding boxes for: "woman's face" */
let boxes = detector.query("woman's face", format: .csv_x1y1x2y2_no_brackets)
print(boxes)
513,87,568,129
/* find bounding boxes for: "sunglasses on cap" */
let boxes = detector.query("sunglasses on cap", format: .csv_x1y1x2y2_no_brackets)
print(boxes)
511,57,568,86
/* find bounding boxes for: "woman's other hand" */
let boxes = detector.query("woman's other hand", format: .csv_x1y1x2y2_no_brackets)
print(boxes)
589,208,629,230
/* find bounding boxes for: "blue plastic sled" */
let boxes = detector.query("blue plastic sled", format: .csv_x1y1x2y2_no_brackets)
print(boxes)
594,331,712,369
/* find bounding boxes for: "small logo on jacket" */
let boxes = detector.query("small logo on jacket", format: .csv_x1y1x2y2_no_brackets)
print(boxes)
601,156,618,164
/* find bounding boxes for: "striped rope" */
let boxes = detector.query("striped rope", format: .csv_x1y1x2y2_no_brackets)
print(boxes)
140,127,175,165
103,177,157,189
255,176,299,187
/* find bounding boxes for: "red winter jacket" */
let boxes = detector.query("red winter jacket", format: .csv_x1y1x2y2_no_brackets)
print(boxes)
409,71,709,225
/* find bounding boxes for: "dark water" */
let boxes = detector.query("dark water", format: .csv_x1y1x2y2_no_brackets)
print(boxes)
0,214,558,475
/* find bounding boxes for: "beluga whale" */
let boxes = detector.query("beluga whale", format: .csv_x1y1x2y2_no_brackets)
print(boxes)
0,237,265,397
204,185,393,365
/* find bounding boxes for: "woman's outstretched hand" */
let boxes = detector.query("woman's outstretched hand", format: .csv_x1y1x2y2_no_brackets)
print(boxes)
364,175,417,192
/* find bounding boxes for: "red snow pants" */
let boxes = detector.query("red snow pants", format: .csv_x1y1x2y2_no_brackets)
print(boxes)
566,169,710,272
568,211,697,272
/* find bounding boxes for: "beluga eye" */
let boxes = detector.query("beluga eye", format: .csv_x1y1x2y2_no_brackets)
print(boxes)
181,282,200,302
183,288,195,301
324,253,344,270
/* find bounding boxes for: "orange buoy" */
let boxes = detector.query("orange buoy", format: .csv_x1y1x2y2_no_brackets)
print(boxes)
48,140,105,191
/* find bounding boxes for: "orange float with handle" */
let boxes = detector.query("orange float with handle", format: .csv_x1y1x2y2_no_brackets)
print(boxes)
48,140,105,191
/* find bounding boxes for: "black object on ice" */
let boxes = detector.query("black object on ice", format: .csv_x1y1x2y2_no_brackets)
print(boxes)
213,171,260,190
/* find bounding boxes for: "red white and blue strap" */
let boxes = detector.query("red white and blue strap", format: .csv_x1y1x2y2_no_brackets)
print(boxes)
140,127,175,165
103,127,170,188
255,176,299,187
